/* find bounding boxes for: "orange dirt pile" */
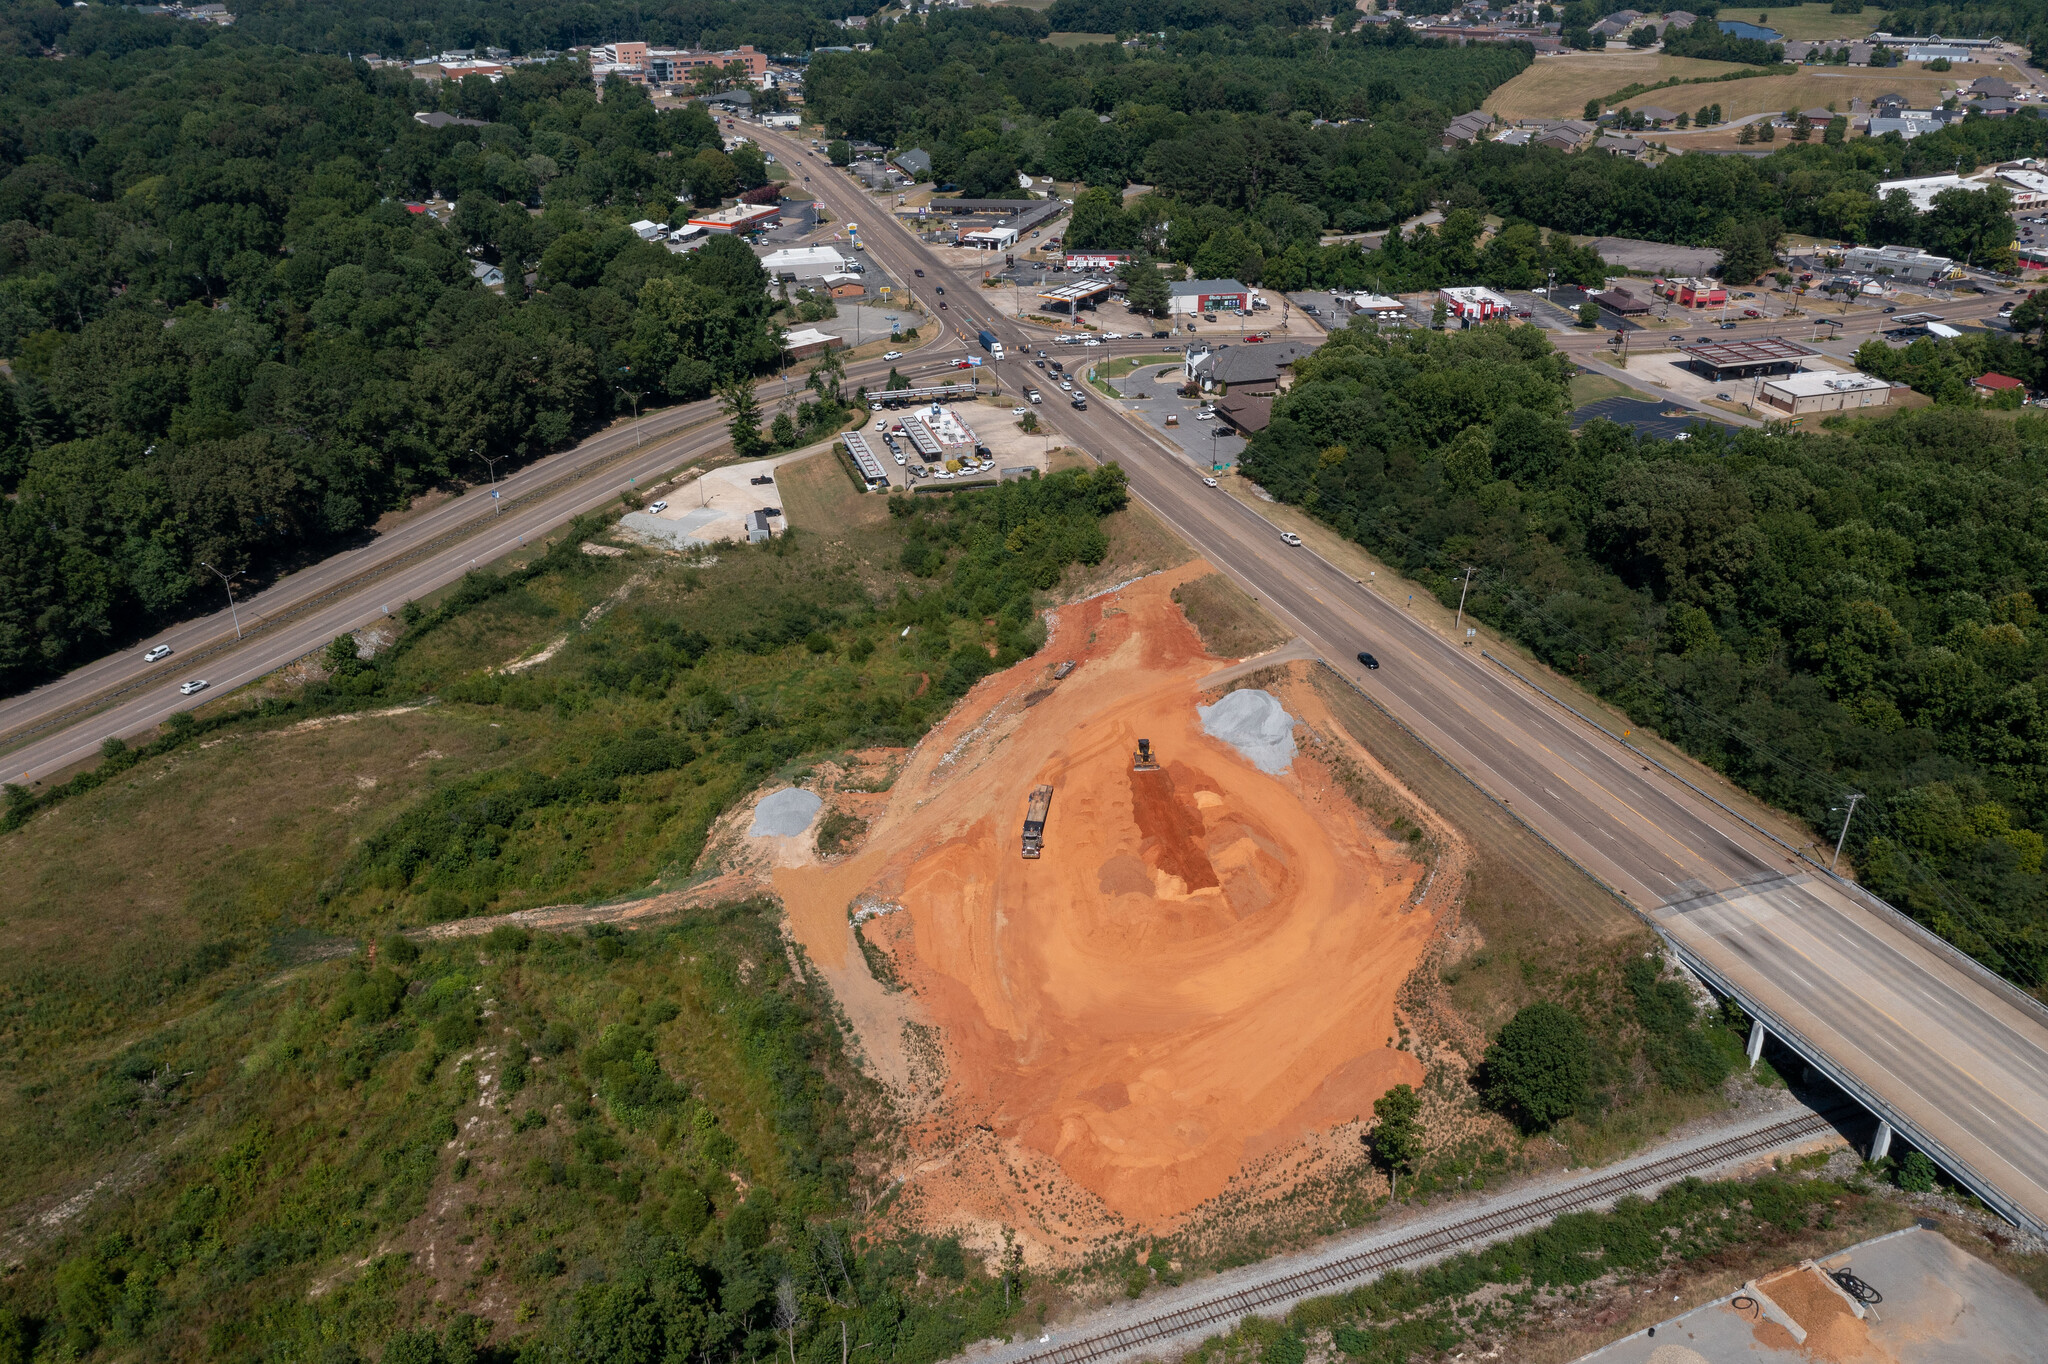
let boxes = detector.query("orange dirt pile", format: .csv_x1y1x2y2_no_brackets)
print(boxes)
1757,1266,1886,1363
776,563,1434,1234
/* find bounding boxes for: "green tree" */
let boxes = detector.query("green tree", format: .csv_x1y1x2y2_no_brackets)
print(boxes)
1719,217,1782,285
1119,256,1172,317
827,140,851,166
1696,104,1714,125
1584,98,1601,120
1369,1082,1423,1176
1578,299,1602,327
717,379,769,461
1482,1001,1591,1132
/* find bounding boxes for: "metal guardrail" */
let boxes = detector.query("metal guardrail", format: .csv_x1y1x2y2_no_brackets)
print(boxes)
1478,650,2048,1238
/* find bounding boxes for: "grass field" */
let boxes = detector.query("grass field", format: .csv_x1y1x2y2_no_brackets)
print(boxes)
1045,30,1116,46
1484,52,1749,119
1171,572,1293,658
1492,49,2023,124
1724,3,1892,41
774,446,892,536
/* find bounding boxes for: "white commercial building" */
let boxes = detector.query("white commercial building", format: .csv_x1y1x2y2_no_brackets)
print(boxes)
1840,244,1955,282
1438,285,1512,325
1759,370,1894,416
1875,173,1986,212
959,226,1020,250
1999,168,2048,207
1351,292,1409,322
760,245,848,279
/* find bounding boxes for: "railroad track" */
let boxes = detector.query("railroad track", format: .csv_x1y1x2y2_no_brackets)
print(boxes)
1020,1111,1836,1364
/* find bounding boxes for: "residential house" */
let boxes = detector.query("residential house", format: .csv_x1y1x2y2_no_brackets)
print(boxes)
1442,110,1494,147
1972,372,2027,398
893,148,932,178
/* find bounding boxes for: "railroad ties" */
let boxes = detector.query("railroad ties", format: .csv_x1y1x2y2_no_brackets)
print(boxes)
1023,1111,1836,1364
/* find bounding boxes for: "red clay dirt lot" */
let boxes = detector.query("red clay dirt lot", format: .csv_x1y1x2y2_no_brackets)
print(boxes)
776,562,1448,1257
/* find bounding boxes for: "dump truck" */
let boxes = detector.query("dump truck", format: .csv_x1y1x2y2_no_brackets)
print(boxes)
1021,784,1054,858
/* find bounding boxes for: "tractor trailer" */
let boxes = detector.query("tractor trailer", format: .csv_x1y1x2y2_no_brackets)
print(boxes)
978,329,1004,359
1021,785,1053,858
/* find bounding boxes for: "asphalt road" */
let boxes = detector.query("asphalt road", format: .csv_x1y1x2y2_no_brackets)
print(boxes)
0,337,1029,783
760,128,2048,1235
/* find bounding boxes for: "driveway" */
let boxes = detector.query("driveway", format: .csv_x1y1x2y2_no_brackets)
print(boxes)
1111,361,1245,469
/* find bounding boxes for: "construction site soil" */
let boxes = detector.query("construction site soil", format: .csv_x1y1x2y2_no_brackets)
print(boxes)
774,563,1456,1260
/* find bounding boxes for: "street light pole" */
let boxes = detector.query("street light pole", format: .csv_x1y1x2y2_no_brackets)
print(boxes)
1454,565,1475,638
201,561,243,640
1830,793,1864,870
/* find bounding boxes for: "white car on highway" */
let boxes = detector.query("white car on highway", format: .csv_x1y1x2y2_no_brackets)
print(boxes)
883,350,903,360
1203,477,1219,488
180,679,209,696
1083,339,1102,347
1280,532,1302,547
143,644,172,663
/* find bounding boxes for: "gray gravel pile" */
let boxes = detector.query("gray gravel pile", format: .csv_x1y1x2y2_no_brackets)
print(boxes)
1196,688,1297,774
749,787,822,837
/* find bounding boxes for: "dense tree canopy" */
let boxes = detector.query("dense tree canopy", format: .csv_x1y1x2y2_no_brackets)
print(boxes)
0,29,783,688
1247,321,2048,990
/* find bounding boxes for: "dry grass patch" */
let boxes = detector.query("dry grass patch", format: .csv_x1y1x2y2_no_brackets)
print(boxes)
1484,52,1748,119
777,446,892,537
1172,571,1294,658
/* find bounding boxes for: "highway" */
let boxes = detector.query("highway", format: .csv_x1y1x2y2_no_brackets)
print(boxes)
12,127,2048,1236
753,127,2048,1236
0,333,1058,785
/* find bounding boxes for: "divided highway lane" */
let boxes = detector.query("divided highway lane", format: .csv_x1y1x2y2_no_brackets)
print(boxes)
0,345,955,783
767,131,2048,1234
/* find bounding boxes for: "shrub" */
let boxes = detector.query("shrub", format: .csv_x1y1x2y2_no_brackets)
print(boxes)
1481,1001,1591,1131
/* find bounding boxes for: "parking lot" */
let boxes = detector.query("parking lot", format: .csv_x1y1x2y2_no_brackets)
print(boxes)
1109,359,1247,470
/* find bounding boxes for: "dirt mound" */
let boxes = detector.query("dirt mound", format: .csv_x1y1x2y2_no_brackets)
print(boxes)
776,565,1436,1243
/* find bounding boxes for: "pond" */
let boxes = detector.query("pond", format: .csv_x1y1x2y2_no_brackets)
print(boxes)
1718,19,1784,40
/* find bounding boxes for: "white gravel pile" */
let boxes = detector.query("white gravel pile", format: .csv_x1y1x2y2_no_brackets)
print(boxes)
749,787,822,837
1196,688,1297,775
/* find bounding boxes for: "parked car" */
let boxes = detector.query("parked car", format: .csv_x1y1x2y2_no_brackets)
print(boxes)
1742,309,1761,318
1203,312,1218,322
648,500,668,513
143,644,172,663
1194,409,1215,420
180,679,209,696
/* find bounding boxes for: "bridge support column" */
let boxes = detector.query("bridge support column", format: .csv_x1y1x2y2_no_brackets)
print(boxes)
1747,1019,1768,1069
1871,1120,1893,1164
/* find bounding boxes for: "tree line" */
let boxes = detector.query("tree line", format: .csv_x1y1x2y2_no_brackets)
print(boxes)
0,30,791,691
1244,321,2048,991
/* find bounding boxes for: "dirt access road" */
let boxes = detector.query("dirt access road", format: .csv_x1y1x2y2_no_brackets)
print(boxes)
758,124,2048,1239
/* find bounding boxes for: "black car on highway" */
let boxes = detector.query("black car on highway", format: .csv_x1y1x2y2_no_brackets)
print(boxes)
1356,651,1379,670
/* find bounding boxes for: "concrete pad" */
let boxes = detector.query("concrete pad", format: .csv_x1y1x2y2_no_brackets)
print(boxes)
1577,1227,2048,1362
749,787,822,837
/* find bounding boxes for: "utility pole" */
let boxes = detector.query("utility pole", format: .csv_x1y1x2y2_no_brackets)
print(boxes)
1454,565,1476,639
201,561,243,639
1831,793,1864,870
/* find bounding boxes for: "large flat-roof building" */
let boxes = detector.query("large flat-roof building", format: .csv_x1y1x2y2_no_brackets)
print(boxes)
689,202,781,235
1841,244,1954,282
1759,370,1895,415
1170,278,1251,315
759,245,847,279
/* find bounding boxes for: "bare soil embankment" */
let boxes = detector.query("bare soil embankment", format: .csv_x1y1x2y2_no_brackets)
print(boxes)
776,564,1448,1256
